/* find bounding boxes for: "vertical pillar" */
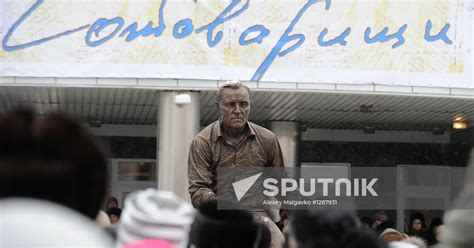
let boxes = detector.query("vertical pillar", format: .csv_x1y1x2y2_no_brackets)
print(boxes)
267,121,302,167
157,91,200,200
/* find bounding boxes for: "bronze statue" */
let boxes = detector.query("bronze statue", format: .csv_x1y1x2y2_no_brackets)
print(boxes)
188,80,285,247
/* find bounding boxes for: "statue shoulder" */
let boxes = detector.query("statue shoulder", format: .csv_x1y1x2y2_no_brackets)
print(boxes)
248,122,277,141
194,121,219,141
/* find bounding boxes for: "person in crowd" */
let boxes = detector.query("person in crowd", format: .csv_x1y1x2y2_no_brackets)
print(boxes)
407,212,427,239
436,149,474,247
425,217,443,246
290,209,386,248
374,218,396,236
106,196,120,211
360,216,374,232
189,199,271,248
373,211,389,228
117,189,195,248
107,207,122,224
187,80,286,247
279,210,290,234
1,198,114,247
379,228,406,242
0,108,112,247
434,224,444,244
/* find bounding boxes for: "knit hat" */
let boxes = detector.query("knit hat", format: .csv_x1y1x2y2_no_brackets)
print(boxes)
116,189,195,248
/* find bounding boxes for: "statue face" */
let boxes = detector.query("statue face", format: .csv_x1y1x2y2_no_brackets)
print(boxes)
218,87,251,130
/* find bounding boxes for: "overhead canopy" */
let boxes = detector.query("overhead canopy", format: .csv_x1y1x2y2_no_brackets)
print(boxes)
1,86,473,131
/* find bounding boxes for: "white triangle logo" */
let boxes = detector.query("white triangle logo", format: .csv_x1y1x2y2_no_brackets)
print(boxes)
232,172,263,201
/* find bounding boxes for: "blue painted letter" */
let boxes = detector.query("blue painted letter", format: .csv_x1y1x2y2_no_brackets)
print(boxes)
86,17,124,47
173,18,194,39
119,0,166,42
195,0,250,47
2,0,90,52
424,20,452,45
364,24,407,49
251,0,331,81
318,28,351,46
239,25,270,45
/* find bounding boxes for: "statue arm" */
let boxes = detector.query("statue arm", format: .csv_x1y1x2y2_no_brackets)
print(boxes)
187,137,216,208
266,134,286,167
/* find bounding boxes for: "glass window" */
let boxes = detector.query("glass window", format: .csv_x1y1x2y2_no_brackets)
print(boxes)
117,161,156,181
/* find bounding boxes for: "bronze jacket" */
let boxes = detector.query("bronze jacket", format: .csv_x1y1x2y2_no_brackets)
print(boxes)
187,120,285,207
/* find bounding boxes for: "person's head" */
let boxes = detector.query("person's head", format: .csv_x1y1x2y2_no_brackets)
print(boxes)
106,207,122,224
435,225,444,241
216,81,251,131
360,216,374,231
0,198,114,247
117,189,194,248
189,199,269,248
291,210,384,248
409,212,426,231
106,197,119,210
373,211,388,228
375,220,395,236
0,108,107,219
282,215,290,228
428,217,443,235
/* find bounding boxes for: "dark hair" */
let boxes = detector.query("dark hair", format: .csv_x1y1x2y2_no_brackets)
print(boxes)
106,197,119,208
427,217,443,232
215,80,251,105
375,220,395,235
292,210,385,248
360,216,374,227
106,207,122,218
189,199,263,248
0,108,107,219
409,212,426,229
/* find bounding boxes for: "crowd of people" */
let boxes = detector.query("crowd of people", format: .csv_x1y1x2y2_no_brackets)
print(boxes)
1,108,474,248
359,211,445,248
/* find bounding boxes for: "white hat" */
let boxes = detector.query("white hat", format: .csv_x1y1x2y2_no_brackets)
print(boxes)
117,189,195,248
